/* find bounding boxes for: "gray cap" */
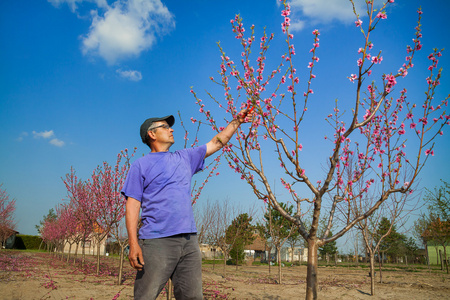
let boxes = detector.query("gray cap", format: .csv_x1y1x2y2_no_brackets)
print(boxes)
140,115,175,143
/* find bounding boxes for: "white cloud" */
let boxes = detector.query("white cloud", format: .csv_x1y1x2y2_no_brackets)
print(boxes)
81,0,175,64
48,0,108,12
49,138,66,147
16,132,29,142
287,0,385,31
116,69,143,81
31,130,65,147
33,130,55,139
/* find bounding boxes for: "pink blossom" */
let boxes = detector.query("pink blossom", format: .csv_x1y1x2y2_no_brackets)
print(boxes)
355,19,363,27
376,12,387,19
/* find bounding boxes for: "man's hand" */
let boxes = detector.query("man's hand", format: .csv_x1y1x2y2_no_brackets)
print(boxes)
237,105,255,124
125,197,144,270
128,242,145,271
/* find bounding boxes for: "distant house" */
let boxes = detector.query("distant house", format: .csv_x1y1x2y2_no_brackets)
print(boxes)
62,224,108,256
426,242,450,265
199,244,223,259
3,229,19,249
244,235,268,261
280,246,308,262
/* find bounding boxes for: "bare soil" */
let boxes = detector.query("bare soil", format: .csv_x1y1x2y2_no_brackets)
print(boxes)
1,251,449,299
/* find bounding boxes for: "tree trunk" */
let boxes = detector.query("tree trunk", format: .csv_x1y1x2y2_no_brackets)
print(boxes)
378,251,383,284
369,252,375,296
74,242,79,265
439,250,444,270
436,247,440,265
277,245,282,284
444,246,449,274
305,239,319,300
268,248,272,274
67,243,72,263
235,249,239,271
425,243,430,270
212,249,216,271
223,255,227,278
81,240,86,267
117,246,125,285
96,239,101,275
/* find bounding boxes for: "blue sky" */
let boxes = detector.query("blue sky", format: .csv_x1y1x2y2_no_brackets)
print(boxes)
1,0,449,244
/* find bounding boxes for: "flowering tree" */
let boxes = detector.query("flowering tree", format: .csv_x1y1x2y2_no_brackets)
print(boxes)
91,148,135,283
59,203,79,263
0,184,16,249
41,206,67,257
191,0,449,298
63,168,96,267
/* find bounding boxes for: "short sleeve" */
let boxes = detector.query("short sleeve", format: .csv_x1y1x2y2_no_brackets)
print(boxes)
186,144,207,174
121,162,144,202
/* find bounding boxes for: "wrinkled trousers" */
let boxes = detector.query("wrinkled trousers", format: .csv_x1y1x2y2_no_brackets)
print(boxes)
134,233,203,300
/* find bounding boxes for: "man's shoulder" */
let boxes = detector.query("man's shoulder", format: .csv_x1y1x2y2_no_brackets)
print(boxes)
174,145,207,157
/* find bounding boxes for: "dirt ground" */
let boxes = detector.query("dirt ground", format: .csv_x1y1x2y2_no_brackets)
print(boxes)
1,251,449,299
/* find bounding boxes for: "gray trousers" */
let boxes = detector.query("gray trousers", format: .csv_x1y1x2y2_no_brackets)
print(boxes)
134,233,203,300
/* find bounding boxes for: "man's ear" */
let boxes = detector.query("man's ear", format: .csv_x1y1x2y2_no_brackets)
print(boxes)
147,130,156,141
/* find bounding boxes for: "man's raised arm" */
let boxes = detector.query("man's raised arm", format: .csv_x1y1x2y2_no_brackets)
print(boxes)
205,108,253,158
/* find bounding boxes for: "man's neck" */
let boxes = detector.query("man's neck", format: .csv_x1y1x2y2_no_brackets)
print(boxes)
150,143,171,153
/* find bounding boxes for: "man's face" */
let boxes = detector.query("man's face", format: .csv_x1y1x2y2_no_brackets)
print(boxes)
149,120,174,146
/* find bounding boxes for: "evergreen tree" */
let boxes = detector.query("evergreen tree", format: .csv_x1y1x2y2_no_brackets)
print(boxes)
225,213,255,265
319,231,338,259
376,217,406,261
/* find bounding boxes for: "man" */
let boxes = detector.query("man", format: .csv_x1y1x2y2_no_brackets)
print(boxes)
122,109,252,299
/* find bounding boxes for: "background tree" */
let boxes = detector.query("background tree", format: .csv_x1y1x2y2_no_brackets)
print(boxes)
259,202,295,283
353,189,410,295
36,209,56,237
376,217,406,263
226,213,255,269
286,226,303,263
206,198,239,277
318,231,338,263
0,184,16,249
425,180,449,220
415,180,449,271
191,1,449,298
413,214,431,267
403,236,419,264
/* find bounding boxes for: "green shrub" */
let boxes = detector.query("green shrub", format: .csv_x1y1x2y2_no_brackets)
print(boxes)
252,261,268,266
202,259,223,264
14,235,42,250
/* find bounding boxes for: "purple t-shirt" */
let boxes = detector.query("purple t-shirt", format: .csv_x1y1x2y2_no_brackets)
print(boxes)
121,145,207,239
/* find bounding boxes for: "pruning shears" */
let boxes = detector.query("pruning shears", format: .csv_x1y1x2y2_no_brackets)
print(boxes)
246,102,255,114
